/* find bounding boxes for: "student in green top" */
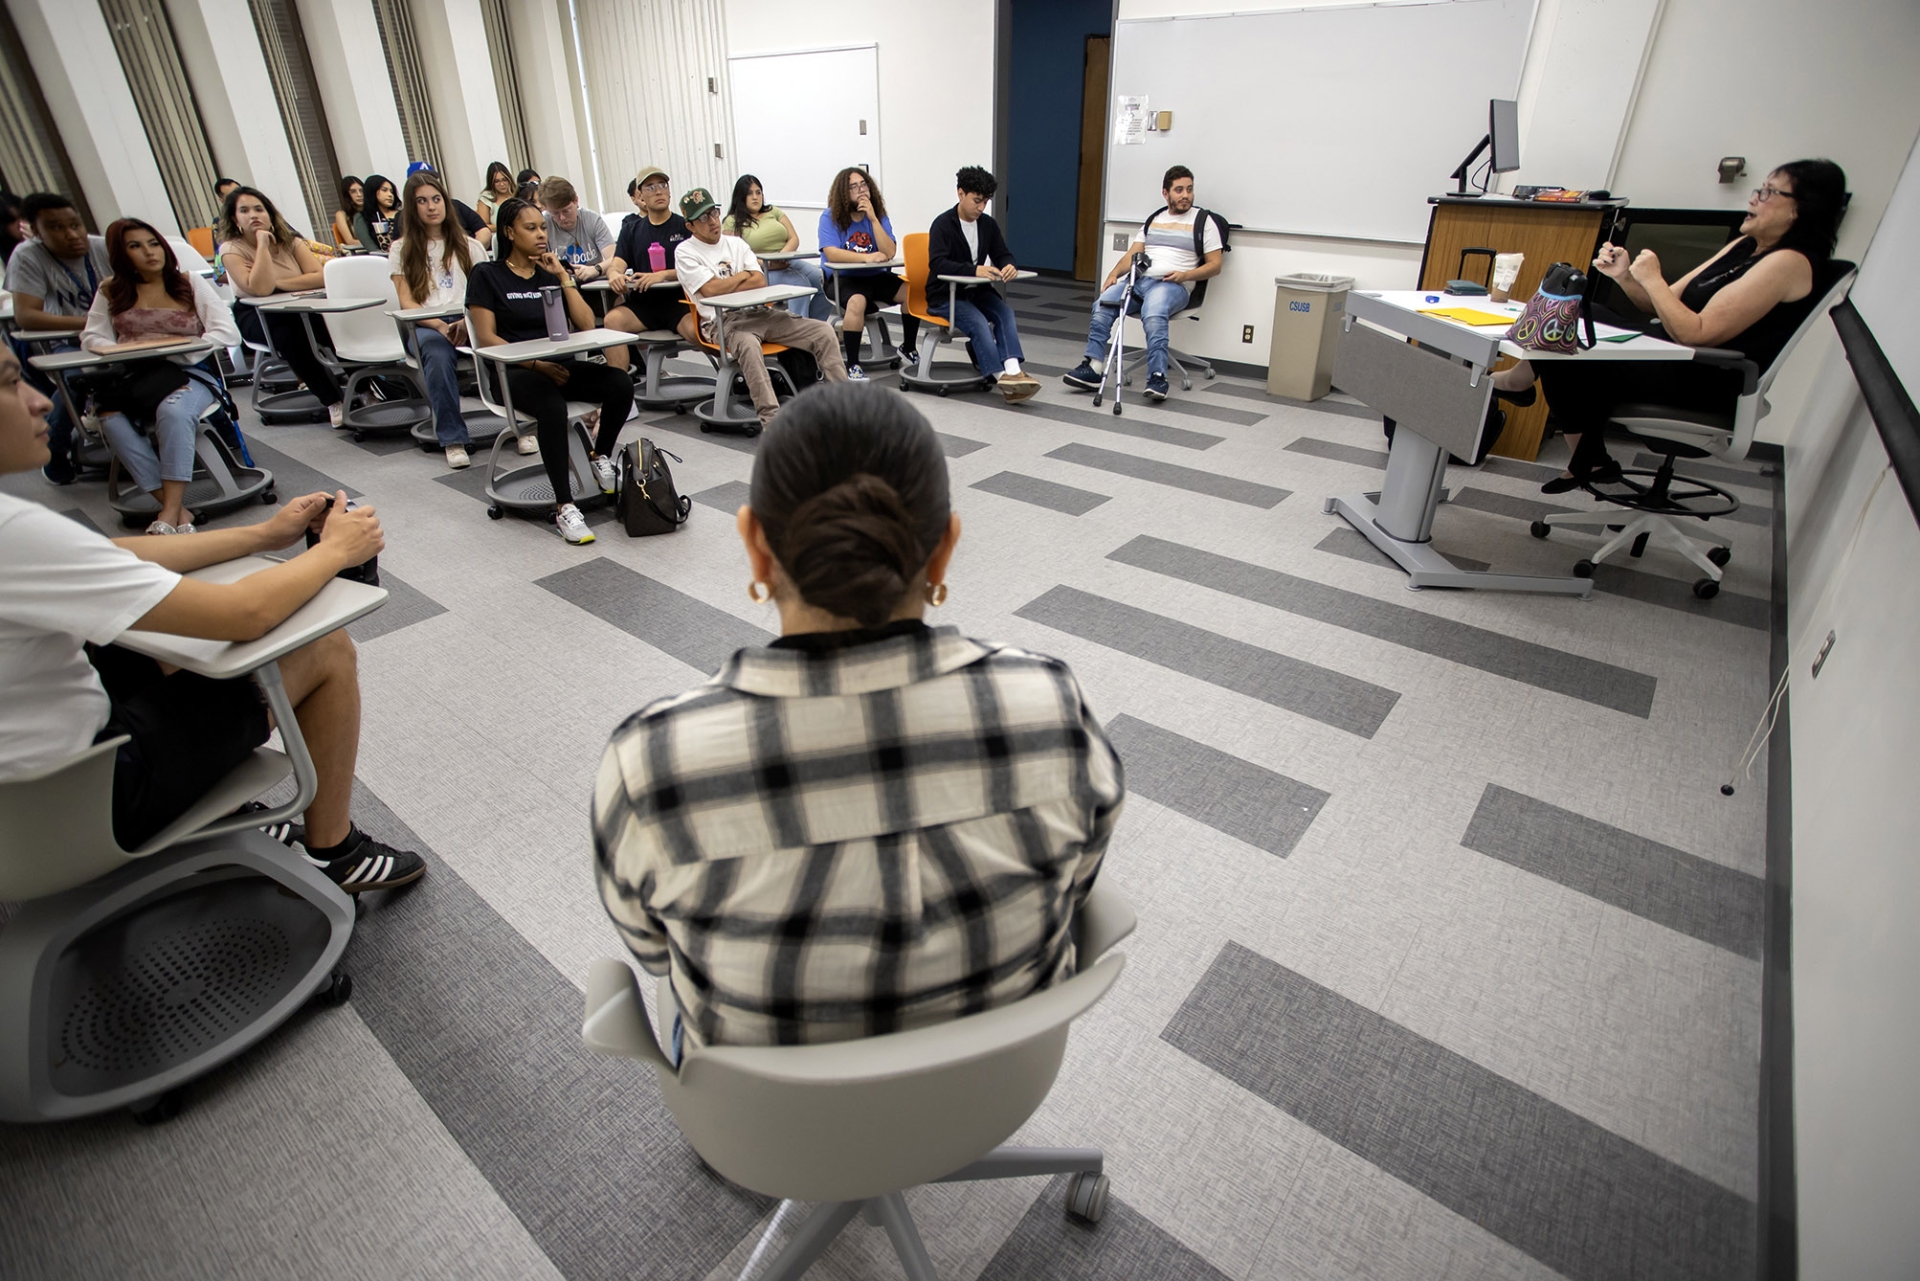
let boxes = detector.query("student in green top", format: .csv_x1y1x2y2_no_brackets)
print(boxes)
722,175,829,322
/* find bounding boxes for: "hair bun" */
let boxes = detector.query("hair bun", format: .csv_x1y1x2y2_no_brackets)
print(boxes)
780,473,922,627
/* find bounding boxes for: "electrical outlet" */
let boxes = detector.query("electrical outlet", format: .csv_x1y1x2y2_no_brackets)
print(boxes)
1242,324,1255,343
1112,232,1128,251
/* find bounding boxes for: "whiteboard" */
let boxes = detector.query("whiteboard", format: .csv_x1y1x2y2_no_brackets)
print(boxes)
1104,0,1534,244
729,45,881,249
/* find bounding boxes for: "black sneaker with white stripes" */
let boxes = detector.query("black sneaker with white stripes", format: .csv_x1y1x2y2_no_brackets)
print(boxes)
302,829,427,893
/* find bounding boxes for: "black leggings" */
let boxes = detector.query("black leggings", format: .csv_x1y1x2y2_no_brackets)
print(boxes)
239,303,343,406
1536,359,1742,471
502,360,632,505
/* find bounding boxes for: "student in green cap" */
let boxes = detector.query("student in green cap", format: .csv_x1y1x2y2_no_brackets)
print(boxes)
673,186,849,428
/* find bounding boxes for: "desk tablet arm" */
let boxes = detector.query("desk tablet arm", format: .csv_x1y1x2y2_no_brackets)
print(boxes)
1687,346,1760,395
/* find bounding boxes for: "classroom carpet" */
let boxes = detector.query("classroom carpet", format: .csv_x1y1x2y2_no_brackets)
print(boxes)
0,273,1778,1281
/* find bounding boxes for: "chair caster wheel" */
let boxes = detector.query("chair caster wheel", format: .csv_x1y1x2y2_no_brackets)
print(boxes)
352,432,367,443
1067,1172,1109,1223
486,504,503,520
899,377,910,391
1203,369,1216,380
675,405,687,415
130,1089,184,1126
1693,578,1720,599
1572,560,1595,579
1529,520,1550,539
315,970,352,1007
260,490,277,504
937,386,949,397
1707,546,1731,567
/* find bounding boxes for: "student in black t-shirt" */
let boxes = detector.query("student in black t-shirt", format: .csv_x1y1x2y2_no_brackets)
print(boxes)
465,198,635,546
603,165,699,346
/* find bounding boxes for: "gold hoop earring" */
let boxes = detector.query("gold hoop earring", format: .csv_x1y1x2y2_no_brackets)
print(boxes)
748,580,772,604
925,582,948,607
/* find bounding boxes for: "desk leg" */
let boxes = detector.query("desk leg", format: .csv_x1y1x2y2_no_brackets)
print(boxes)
1325,424,1594,598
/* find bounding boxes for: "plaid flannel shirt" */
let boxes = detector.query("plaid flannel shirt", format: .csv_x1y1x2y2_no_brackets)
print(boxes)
593,624,1125,1048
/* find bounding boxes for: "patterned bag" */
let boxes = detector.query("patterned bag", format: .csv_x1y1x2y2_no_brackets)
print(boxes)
1505,261,1596,354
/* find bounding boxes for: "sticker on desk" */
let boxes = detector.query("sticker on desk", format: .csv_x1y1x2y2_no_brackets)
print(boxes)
1415,306,1519,327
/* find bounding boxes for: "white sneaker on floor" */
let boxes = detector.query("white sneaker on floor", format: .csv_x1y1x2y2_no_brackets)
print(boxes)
554,503,595,544
328,403,344,428
590,454,617,494
516,432,540,455
445,445,471,469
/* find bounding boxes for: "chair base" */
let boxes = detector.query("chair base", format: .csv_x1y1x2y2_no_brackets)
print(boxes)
107,421,275,526
899,329,991,396
633,334,716,410
1122,345,1214,392
410,409,508,451
693,365,795,435
742,1146,1105,1281
0,834,353,1122
1536,508,1732,584
482,421,610,521
341,369,432,441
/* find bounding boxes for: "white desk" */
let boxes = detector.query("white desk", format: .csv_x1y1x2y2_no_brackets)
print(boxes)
1360,290,1692,364
758,250,820,264
1323,291,1695,598
702,284,818,352
28,341,219,448
472,328,633,434
933,269,1038,310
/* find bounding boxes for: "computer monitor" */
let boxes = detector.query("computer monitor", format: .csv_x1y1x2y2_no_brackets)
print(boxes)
1489,99,1520,174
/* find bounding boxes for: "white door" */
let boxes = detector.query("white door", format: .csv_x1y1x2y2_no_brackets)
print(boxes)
728,45,880,249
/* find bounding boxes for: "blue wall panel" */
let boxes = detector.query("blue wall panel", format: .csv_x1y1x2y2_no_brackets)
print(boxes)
1006,0,1112,273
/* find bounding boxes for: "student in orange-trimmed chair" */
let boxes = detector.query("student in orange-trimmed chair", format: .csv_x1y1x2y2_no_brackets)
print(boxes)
927,166,1039,403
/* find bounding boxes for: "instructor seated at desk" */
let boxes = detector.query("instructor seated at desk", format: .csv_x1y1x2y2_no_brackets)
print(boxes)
592,383,1124,1051
0,349,425,891
1062,164,1222,402
1496,158,1847,493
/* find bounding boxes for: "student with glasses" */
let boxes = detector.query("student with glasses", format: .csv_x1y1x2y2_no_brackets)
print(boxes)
818,167,919,379
604,166,699,346
1491,159,1849,492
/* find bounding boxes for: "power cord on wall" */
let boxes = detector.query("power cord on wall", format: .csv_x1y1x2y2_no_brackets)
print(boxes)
1721,462,1893,795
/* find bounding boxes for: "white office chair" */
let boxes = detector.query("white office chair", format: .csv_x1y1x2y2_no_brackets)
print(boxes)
0,583,383,1123
583,881,1136,1281
1123,308,1214,389
1532,261,1856,597
320,256,433,441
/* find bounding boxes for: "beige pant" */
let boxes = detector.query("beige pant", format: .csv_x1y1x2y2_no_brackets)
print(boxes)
707,310,848,421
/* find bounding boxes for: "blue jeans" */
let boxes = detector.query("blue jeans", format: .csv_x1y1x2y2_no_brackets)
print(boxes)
767,259,830,322
101,378,220,493
409,326,468,446
930,288,1025,372
1084,277,1191,379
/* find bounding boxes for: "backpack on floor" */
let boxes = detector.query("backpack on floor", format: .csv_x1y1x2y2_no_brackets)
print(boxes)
618,438,691,536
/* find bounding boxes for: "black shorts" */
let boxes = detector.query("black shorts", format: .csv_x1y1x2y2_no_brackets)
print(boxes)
88,645,271,850
828,272,904,312
617,289,690,335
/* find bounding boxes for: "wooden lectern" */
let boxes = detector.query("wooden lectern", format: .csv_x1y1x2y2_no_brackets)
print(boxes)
1418,195,1626,460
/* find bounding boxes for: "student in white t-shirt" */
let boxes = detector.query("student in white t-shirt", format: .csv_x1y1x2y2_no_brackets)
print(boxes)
0,348,425,892
1062,164,1224,402
390,171,487,470
671,187,849,428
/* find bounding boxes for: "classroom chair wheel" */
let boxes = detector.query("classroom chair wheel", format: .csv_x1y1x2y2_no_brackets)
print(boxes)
130,1089,184,1126
1529,520,1551,539
938,386,949,397
1203,369,1216,380
1693,578,1720,600
1179,376,1192,391
1067,1172,1109,1224
314,970,353,1008
675,405,687,414
1707,546,1731,567
487,504,504,520
260,490,277,504
1572,559,1595,579
899,377,910,391
352,431,367,443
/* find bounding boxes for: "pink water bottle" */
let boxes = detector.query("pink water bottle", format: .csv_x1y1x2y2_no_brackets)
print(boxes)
647,241,666,273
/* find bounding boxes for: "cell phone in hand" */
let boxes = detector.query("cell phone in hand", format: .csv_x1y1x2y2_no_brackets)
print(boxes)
306,497,379,586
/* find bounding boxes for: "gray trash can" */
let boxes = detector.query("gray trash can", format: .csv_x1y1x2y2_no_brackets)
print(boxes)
1268,274,1355,401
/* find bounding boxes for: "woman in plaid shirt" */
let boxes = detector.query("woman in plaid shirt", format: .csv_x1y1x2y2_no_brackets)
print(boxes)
593,383,1125,1051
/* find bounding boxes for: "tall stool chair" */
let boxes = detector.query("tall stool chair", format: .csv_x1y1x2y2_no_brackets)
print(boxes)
583,882,1137,1281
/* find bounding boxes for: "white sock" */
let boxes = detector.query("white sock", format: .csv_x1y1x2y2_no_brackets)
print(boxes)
1089,358,1105,374
1003,359,1022,376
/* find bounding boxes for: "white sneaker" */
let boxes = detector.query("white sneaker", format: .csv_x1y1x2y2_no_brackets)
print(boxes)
590,454,617,494
517,432,540,455
328,403,344,428
554,503,595,544
846,364,867,382
445,445,471,469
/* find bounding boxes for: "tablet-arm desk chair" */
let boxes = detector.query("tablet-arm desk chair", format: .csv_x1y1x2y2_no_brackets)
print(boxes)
898,233,992,397
686,294,799,436
823,262,904,372
320,257,433,441
0,565,385,1123
584,879,1136,1281
236,299,335,424
1533,261,1856,598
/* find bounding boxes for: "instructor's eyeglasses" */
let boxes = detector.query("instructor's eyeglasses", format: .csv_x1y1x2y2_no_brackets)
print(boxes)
1751,185,1795,203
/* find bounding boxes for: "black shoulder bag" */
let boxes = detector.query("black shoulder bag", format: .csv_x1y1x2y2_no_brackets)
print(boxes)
618,438,691,536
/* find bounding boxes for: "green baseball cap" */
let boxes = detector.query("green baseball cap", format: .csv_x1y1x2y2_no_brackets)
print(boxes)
679,187,717,221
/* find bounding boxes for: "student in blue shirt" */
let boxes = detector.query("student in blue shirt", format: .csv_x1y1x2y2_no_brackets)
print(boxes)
817,167,918,379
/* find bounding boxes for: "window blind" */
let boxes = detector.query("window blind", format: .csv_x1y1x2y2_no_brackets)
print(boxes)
98,0,223,231
569,0,734,213
480,0,532,172
246,0,340,239
0,7,92,223
371,0,442,176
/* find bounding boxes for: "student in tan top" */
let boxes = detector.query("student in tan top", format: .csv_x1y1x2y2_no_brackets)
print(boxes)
217,187,345,426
